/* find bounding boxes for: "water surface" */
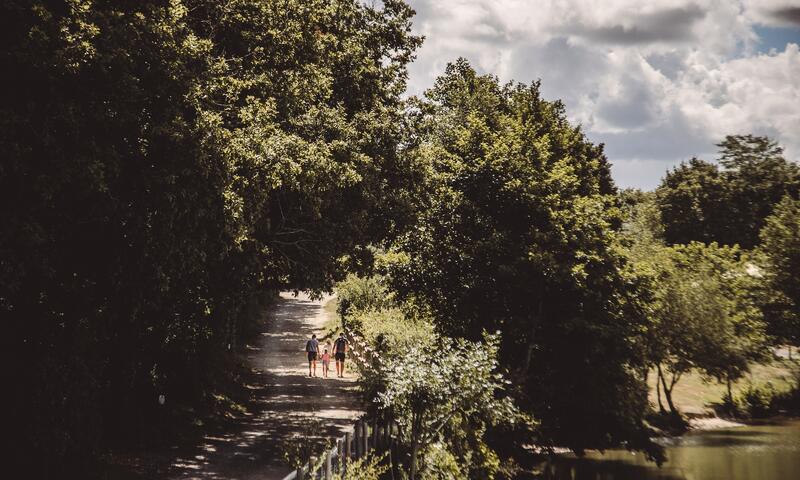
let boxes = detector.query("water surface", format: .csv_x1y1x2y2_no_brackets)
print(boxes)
549,419,800,480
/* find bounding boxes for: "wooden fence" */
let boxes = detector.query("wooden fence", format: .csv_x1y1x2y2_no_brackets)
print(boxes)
280,329,391,480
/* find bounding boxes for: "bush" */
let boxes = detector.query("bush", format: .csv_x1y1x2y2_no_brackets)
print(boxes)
771,365,800,414
336,274,393,325
332,452,389,480
355,307,435,355
376,333,527,479
740,383,778,418
278,417,332,469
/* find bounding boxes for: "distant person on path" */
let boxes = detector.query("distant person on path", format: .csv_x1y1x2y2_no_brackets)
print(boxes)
321,348,331,378
334,332,348,378
306,334,319,377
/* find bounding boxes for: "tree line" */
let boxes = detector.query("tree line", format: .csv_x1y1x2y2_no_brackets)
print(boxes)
2,1,798,478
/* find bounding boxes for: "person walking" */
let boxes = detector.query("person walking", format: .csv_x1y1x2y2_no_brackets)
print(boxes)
305,334,319,377
321,348,331,378
333,332,348,378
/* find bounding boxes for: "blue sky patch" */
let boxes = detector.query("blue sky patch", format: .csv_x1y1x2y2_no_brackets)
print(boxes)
754,26,800,54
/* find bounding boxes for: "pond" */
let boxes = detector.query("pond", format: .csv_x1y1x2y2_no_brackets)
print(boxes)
547,419,800,480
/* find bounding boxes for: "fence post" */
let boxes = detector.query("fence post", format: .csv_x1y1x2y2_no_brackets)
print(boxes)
362,420,369,454
336,438,343,473
344,431,352,468
308,457,316,479
324,449,332,480
297,465,306,480
372,417,378,450
354,421,362,459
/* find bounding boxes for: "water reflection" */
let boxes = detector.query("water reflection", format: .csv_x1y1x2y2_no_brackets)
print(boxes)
548,419,800,480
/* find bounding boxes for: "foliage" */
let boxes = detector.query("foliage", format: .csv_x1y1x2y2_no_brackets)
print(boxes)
656,135,799,248
757,195,800,346
739,383,778,418
389,59,659,459
332,452,390,480
354,307,435,355
279,416,332,469
336,273,394,323
638,242,769,413
0,0,421,476
375,332,524,479
619,189,664,249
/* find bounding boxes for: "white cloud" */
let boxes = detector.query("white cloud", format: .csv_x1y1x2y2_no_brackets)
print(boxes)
405,0,800,189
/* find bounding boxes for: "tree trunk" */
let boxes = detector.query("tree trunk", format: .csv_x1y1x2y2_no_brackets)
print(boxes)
655,366,665,413
658,365,677,414
727,376,733,403
410,412,420,480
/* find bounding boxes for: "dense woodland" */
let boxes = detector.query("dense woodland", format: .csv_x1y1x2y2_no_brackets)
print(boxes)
2,1,799,479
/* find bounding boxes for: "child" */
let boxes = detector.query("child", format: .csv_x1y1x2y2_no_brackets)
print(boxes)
322,348,331,378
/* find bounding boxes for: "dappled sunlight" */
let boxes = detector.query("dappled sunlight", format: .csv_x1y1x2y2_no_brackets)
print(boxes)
167,293,363,479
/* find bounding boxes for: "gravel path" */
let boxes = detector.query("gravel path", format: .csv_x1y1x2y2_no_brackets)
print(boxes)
169,292,363,480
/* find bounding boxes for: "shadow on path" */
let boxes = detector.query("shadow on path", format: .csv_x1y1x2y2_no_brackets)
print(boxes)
168,293,363,480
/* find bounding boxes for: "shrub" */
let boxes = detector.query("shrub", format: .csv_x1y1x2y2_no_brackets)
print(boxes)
355,307,435,355
336,274,393,325
332,452,389,480
738,383,778,418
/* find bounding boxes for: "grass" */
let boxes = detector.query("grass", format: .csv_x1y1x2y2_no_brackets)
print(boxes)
648,358,798,415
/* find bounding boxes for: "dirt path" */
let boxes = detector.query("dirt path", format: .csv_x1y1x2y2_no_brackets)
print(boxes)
169,292,363,480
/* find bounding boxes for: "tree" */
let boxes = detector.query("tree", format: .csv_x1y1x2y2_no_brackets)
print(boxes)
655,135,799,248
0,0,421,475
758,195,800,348
718,135,800,249
376,333,520,479
641,242,769,413
619,189,664,249
389,59,660,459
656,158,729,245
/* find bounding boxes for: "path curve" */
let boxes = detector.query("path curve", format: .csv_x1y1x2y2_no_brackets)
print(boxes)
170,292,363,479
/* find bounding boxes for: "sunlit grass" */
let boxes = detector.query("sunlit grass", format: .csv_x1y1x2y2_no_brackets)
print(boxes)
648,358,798,414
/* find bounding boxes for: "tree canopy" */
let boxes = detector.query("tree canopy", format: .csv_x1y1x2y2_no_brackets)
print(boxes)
388,59,659,458
656,135,799,248
1,0,420,475
758,195,800,346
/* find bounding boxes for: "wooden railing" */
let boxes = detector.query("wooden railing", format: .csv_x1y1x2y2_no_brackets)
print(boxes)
280,330,389,480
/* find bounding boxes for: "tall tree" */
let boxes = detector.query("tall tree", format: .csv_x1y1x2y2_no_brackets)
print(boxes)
656,135,799,248
656,158,729,245
758,195,800,348
719,135,800,248
390,59,659,459
641,243,769,413
0,0,420,476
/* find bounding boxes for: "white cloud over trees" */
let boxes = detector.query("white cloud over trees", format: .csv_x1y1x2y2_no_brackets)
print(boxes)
405,0,800,188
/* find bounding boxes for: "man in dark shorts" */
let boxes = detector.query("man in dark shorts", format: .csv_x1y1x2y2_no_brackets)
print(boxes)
333,332,348,378
305,334,319,377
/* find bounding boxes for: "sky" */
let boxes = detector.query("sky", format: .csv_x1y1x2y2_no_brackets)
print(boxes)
403,0,800,190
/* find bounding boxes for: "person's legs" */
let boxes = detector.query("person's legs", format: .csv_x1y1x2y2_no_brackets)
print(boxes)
335,352,346,377
312,358,317,377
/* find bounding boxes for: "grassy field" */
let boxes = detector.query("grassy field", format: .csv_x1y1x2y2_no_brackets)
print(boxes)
648,358,799,415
